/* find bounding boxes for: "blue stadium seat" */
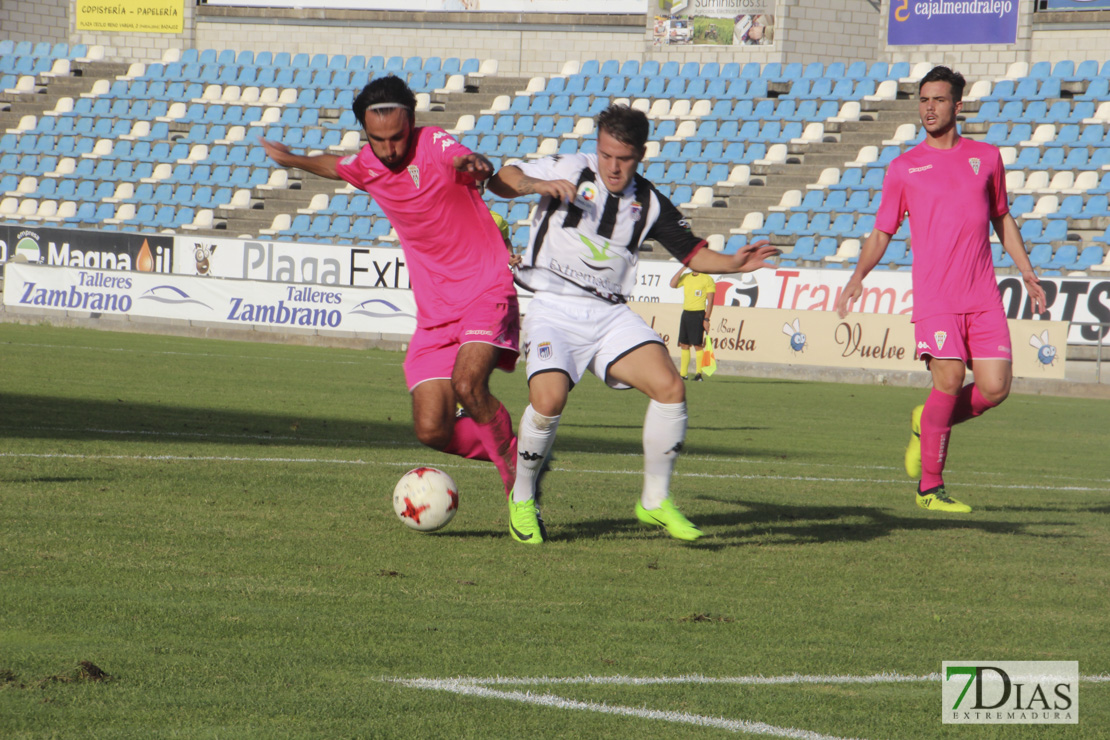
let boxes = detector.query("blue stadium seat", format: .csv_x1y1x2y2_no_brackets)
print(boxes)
1042,244,1079,271
781,236,814,264
1060,59,1097,82
1078,195,1110,220
1017,100,1048,124
984,79,1016,101
679,61,700,78
815,190,848,214
752,212,786,240
1069,245,1105,271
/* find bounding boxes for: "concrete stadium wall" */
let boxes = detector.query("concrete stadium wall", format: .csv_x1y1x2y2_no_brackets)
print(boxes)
1029,10,1110,66
777,0,883,67
195,14,647,78
0,0,69,46
2,3,1108,84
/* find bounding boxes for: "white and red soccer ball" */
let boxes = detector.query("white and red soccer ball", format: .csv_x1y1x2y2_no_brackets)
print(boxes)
393,467,459,532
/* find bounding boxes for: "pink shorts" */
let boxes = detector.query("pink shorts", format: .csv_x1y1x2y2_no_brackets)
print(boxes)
403,294,520,391
913,308,1012,365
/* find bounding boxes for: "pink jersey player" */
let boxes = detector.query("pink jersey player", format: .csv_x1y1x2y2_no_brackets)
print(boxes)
260,76,520,509
875,137,1010,322
335,125,515,330
837,66,1046,514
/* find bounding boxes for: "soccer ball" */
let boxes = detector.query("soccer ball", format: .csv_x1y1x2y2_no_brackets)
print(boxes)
393,467,459,532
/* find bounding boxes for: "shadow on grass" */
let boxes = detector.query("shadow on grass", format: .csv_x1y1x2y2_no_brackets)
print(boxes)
0,476,96,484
547,497,1077,547
561,423,770,433
976,504,1110,514
0,393,414,448
0,394,782,461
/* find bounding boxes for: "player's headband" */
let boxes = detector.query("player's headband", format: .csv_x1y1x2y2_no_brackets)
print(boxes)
367,102,413,112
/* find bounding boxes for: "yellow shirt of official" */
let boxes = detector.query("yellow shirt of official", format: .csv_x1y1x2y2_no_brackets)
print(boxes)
677,272,715,311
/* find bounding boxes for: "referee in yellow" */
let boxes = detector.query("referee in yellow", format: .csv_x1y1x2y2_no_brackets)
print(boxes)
669,264,716,381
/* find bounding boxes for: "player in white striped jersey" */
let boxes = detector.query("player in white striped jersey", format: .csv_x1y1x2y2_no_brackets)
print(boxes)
488,104,778,544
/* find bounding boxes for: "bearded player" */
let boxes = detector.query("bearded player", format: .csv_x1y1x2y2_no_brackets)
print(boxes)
260,76,519,501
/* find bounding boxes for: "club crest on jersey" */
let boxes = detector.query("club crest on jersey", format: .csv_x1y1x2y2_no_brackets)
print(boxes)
407,165,420,189
630,200,642,222
538,342,552,360
934,330,947,350
575,182,599,209
969,157,980,175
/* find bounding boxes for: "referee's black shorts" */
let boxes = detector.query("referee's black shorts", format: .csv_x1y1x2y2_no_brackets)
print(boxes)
677,310,706,346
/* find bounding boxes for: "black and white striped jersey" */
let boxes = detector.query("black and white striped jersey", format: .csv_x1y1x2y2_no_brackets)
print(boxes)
511,153,706,304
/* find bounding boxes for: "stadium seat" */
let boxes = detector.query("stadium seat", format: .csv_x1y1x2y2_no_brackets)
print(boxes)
1069,245,1105,272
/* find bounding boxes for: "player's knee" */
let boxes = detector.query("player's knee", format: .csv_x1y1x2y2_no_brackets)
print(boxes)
531,395,566,417
530,385,568,417
980,380,1011,406
451,375,487,409
413,419,451,450
655,374,686,404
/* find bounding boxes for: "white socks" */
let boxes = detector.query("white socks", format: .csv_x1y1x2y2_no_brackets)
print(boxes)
512,400,686,509
642,400,687,509
512,404,560,503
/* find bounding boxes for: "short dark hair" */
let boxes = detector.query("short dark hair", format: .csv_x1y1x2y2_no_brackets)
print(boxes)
919,65,966,102
352,75,417,125
595,104,650,151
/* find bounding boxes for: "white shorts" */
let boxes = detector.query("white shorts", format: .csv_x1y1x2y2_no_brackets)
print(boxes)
523,294,663,390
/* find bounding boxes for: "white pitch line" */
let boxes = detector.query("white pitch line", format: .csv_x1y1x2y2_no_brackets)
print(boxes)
2,451,1108,493
451,673,940,687
396,678,864,740
441,672,1110,686
3,423,1108,486
395,672,1110,738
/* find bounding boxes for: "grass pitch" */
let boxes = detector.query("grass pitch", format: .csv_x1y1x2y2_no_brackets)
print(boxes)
1,322,1107,739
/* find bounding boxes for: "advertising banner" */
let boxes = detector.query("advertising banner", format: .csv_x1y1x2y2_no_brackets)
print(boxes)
172,235,414,289
2,261,1072,378
630,302,1069,379
654,0,776,46
0,224,174,274
76,0,184,34
172,238,1108,346
201,0,644,13
3,262,417,337
692,267,1109,346
887,0,1019,45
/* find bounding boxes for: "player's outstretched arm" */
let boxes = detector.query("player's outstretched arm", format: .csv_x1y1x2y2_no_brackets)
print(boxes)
488,164,577,201
668,263,687,288
835,229,894,318
258,137,342,180
993,212,1047,313
687,239,779,276
452,153,495,181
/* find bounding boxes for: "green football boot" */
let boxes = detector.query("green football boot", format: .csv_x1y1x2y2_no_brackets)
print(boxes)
905,404,924,479
635,498,703,541
508,496,545,545
916,485,972,513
